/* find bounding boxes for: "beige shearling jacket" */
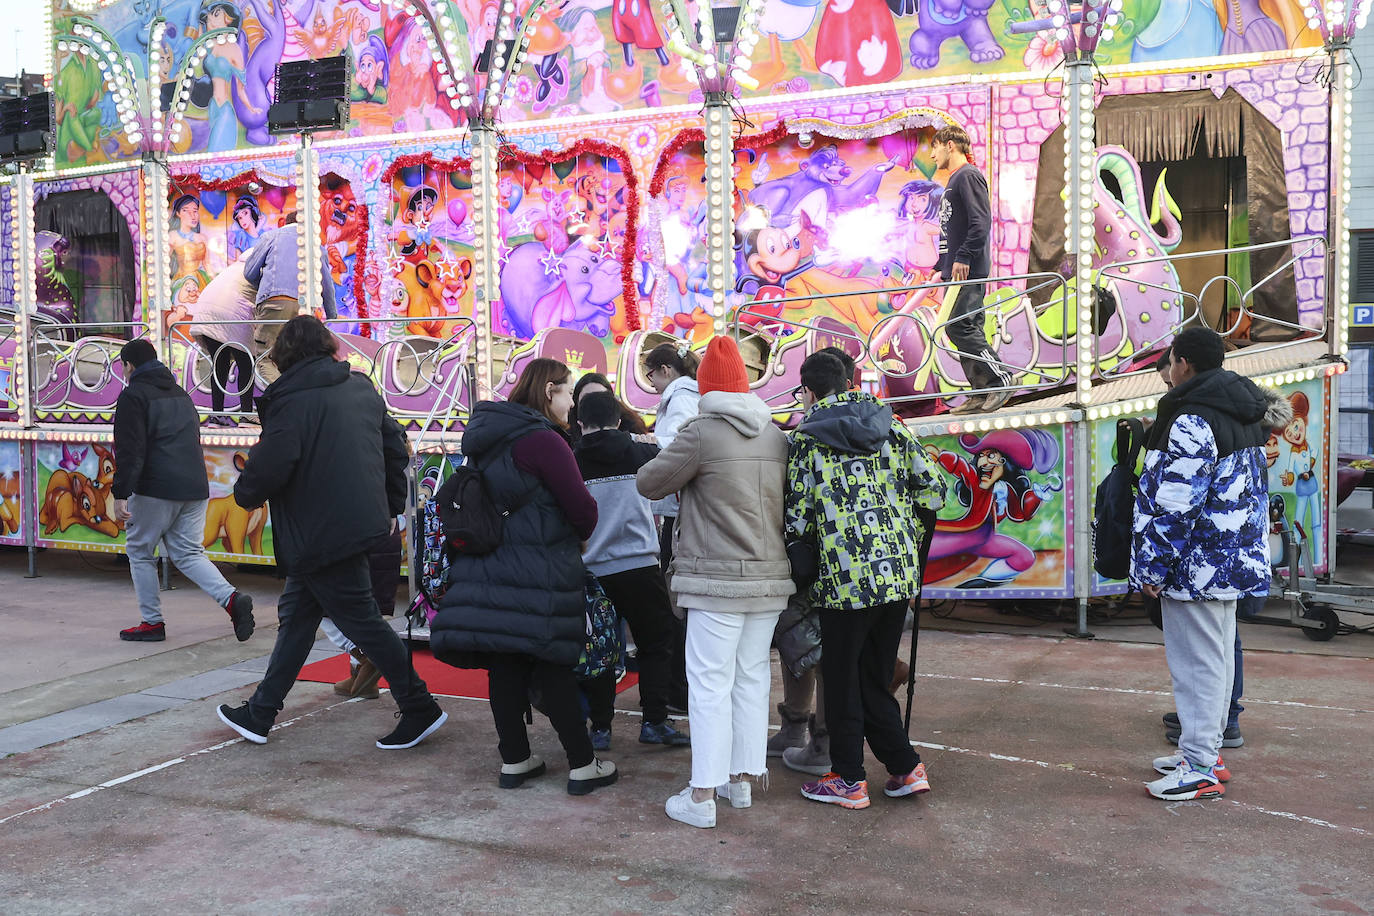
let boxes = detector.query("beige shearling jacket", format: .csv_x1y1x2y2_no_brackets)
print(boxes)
636,391,796,613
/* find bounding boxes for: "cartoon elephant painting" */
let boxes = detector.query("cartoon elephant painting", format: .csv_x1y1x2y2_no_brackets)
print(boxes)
497,239,624,340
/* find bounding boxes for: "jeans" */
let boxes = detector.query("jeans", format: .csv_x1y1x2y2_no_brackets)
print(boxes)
597,564,677,724
488,653,595,769
248,552,435,724
125,495,235,624
252,295,297,384
946,281,1009,391
1162,596,1237,769
684,607,782,788
819,601,920,784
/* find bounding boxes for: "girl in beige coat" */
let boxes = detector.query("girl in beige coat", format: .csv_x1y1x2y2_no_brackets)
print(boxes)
637,337,794,829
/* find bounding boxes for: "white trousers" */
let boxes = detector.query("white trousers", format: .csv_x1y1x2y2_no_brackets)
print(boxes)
685,608,782,789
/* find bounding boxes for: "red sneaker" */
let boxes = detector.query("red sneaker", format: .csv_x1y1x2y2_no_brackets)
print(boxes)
801,773,871,809
120,621,166,642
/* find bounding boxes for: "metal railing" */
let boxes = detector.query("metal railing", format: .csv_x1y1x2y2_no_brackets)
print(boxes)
1091,234,1328,380
27,321,153,413
727,270,1073,408
168,314,478,426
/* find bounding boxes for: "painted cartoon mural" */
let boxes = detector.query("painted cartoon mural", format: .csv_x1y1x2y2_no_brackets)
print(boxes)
0,442,22,543
1090,377,1330,591
50,0,1325,168
922,425,1070,594
33,441,274,561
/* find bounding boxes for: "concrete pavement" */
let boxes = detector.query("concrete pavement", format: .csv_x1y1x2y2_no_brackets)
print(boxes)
1,547,1372,914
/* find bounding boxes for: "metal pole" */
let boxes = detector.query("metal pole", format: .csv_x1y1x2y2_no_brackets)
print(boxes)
12,169,38,575
298,132,321,316
470,123,499,392
702,92,736,337
144,158,171,360
1065,58,1096,638
1324,41,1351,580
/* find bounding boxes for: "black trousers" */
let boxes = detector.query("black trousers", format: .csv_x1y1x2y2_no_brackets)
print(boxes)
198,335,254,413
583,670,616,731
488,653,595,769
945,282,1008,391
820,601,921,784
597,563,677,724
249,552,434,723
660,516,689,708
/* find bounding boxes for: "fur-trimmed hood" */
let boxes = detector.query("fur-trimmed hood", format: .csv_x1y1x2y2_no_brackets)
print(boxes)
1261,386,1294,433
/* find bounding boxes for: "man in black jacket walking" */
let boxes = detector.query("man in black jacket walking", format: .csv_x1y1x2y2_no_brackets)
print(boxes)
112,339,254,643
215,317,446,750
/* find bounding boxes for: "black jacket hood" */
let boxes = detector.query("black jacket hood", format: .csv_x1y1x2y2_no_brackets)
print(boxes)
576,427,636,464
130,360,178,390
1165,368,1267,426
462,400,556,460
797,390,894,455
257,356,352,417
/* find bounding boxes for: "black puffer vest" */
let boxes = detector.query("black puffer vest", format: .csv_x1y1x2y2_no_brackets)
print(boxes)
429,401,586,667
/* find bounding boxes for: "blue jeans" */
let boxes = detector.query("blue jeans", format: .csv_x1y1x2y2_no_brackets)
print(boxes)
1228,597,1264,730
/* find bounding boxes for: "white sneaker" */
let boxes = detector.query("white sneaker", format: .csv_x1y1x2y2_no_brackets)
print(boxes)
1145,760,1225,800
1153,752,1231,782
665,787,716,828
716,780,751,809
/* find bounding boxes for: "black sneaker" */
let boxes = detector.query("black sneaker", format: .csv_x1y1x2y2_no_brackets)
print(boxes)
217,702,270,744
1162,712,1180,728
1166,725,1244,748
376,703,448,749
225,591,255,642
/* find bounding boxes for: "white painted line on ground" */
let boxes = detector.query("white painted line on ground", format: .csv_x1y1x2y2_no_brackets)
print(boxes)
915,672,1370,714
0,699,360,827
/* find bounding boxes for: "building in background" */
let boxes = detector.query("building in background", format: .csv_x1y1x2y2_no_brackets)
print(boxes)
0,72,45,99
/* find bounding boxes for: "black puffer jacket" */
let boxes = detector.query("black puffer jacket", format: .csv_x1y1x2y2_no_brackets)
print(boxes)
430,401,589,667
234,356,407,574
112,361,209,501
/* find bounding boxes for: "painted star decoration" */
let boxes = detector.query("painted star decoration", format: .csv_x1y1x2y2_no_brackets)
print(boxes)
383,248,407,277
515,211,535,235
497,243,514,270
436,254,464,279
540,249,565,277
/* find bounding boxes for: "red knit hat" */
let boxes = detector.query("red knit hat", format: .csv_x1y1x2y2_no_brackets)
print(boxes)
696,336,749,395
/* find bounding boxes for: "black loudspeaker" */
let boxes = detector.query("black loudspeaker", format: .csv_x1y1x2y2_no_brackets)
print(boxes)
0,92,55,164
710,6,740,43
267,56,350,134
475,39,495,73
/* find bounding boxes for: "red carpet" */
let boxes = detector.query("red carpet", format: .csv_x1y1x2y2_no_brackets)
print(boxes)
298,647,639,699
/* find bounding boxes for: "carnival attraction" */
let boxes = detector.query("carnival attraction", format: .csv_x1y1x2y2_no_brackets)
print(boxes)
1,0,1367,636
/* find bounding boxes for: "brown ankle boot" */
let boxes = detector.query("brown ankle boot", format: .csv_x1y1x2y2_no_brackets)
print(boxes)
349,652,382,699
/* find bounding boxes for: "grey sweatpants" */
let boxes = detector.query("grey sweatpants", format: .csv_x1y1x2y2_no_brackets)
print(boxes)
1161,595,1237,770
126,494,236,624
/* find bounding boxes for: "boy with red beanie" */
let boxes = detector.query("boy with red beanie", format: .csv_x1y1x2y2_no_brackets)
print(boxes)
637,336,795,829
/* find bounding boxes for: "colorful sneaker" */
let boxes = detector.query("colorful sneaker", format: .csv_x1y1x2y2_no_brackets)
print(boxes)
1154,752,1231,783
801,773,870,809
590,727,612,751
225,591,254,642
1145,759,1225,800
120,621,166,642
884,762,931,797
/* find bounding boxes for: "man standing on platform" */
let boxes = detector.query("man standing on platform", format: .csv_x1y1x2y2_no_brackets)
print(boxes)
112,339,255,643
1132,327,1268,800
242,211,337,384
933,125,1012,415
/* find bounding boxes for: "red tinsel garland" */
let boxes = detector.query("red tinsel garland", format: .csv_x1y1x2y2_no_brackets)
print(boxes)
499,137,640,332
648,121,790,197
170,169,270,194
378,152,473,192
354,202,370,338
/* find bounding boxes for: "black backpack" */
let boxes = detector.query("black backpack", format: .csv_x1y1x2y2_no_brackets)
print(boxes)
435,451,511,558
1093,419,1145,581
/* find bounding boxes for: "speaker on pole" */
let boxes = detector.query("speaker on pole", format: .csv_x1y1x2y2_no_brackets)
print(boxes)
267,56,351,135
0,92,55,164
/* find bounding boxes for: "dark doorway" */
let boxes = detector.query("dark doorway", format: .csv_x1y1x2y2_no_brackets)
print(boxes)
34,189,138,337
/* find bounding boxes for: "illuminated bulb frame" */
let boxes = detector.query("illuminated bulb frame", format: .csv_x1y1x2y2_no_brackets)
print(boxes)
159,26,238,153
62,21,144,147
703,104,735,335
379,0,473,112
485,0,551,119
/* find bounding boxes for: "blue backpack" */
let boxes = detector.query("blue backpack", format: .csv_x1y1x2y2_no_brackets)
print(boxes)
1093,419,1145,582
